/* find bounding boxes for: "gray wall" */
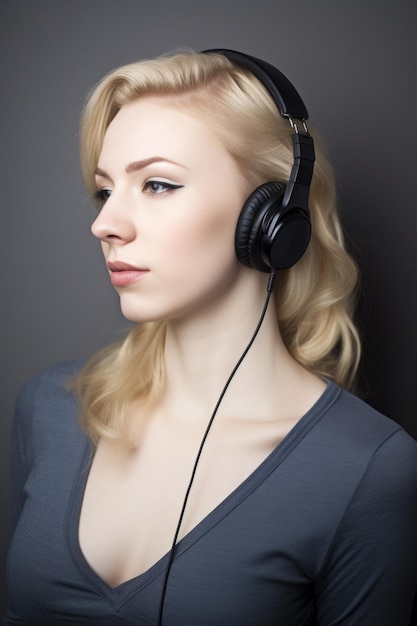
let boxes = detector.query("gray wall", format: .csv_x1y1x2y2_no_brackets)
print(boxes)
1,0,416,610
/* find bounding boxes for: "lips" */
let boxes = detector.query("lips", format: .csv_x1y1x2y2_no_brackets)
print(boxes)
107,261,144,271
107,260,149,287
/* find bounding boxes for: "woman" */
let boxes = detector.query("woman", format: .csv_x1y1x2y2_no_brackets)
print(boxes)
6,49,417,625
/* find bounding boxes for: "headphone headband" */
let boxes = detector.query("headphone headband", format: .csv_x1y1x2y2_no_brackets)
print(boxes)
202,48,309,121
201,48,315,272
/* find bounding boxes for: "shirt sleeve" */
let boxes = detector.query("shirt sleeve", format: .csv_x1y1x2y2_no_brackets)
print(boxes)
315,428,417,626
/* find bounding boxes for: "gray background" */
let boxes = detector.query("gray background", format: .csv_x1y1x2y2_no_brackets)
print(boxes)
1,0,416,613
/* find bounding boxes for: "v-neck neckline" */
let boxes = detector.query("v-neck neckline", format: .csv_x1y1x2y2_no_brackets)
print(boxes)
67,380,341,610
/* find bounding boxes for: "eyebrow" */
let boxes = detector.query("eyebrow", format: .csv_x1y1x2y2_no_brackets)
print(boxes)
94,156,187,178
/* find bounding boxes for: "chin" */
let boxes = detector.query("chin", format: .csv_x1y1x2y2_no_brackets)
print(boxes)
119,299,169,324
120,308,158,324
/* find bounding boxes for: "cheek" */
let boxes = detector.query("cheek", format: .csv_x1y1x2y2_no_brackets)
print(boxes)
164,222,232,263
160,192,242,265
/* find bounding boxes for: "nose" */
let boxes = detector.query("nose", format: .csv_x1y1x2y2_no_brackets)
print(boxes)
91,194,136,244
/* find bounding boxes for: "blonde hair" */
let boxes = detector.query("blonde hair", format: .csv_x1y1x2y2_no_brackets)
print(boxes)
74,50,361,443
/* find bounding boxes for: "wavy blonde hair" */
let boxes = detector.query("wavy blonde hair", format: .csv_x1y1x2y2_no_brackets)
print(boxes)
74,50,361,443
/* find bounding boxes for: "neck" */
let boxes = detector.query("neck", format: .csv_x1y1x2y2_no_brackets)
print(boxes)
160,282,300,424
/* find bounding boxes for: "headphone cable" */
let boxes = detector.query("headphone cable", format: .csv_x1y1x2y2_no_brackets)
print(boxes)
156,269,277,625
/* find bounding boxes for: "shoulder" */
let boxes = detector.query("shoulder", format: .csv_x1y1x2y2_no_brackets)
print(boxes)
296,382,417,524
16,359,84,410
13,360,87,450
316,382,417,462
319,384,417,526
17,359,84,399
338,389,417,504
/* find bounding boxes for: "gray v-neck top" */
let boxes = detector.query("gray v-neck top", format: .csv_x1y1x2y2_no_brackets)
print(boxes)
6,361,417,625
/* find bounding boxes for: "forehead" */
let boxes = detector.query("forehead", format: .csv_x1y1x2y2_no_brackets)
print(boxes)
100,97,223,163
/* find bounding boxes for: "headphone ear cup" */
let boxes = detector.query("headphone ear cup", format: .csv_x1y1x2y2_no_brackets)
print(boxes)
235,182,286,272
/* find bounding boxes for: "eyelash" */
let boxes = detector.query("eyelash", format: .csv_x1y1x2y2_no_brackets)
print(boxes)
93,180,183,208
93,189,112,206
143,180,184,195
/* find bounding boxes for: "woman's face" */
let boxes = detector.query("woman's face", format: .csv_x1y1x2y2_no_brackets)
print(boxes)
91,98,251,325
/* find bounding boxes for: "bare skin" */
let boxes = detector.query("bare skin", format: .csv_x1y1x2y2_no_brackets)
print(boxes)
78,98,325,588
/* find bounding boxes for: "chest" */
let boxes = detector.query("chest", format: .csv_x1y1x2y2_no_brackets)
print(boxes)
78,414,289,588
8,412,344,625
9,474,317,625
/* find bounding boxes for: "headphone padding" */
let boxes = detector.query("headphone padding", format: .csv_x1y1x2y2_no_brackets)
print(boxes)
235,182,285,271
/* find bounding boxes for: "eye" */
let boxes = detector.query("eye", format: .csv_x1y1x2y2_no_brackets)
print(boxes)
143,180,184,195
93,188,112,208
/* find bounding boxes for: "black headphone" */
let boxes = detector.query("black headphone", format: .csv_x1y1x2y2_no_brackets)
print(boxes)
203,49,315,272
